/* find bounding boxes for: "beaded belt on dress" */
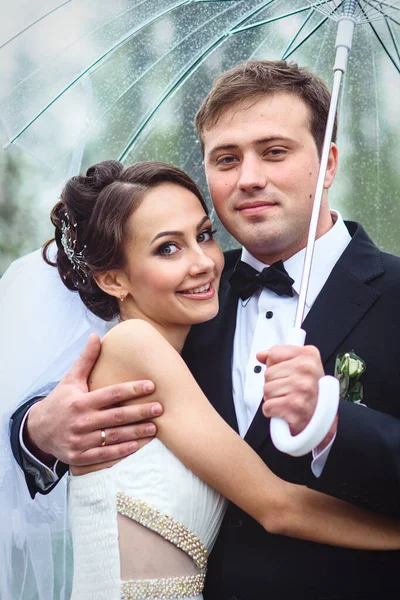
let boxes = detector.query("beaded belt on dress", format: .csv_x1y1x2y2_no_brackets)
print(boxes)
117,491,208,600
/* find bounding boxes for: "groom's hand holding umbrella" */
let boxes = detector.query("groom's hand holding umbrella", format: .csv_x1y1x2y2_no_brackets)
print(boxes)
24,334,162,468
258,345,338,450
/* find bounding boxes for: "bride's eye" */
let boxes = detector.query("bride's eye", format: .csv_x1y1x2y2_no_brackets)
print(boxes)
197,228,216,243
157,242,179,256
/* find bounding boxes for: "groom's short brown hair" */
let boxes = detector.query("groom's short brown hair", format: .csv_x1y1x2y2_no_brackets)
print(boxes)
194,60,336,159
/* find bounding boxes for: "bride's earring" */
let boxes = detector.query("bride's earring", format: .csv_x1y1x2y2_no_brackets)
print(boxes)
120,292,125,303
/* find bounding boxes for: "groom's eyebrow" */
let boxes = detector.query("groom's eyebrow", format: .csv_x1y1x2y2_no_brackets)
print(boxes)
208,136,292,157
151,216,211,244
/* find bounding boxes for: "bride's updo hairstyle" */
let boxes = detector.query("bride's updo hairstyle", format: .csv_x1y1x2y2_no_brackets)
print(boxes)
43,160,209,321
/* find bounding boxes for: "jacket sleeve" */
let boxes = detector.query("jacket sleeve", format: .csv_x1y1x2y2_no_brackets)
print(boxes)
305,401,400,517
10,398,68,499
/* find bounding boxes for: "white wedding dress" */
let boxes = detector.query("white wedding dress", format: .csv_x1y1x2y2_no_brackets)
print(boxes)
68,438,227,600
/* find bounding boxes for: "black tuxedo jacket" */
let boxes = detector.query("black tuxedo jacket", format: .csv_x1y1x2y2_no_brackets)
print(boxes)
182,221,400,600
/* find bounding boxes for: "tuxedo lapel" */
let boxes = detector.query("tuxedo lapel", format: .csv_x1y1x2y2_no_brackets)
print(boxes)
244,222,384,452
243,402,267,449
303,268,380,365
303,222,382,366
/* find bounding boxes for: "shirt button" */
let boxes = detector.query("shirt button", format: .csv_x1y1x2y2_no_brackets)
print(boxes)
265,311,273,319
254,365,262,373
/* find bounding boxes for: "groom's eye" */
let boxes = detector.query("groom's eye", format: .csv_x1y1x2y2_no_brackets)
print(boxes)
265,147,287,159
216,155,237,166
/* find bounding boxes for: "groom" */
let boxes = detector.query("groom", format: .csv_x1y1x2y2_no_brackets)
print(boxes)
11,61,400,598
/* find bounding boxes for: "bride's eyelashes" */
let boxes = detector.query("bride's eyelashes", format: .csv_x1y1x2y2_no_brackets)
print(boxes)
197,228,217,243
155,228,217,258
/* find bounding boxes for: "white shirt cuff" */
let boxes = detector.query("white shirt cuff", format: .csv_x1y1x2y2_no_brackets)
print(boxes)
20,406,61,486
311,433,336,478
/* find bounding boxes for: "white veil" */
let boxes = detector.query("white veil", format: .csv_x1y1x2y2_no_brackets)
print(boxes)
0,245,113,599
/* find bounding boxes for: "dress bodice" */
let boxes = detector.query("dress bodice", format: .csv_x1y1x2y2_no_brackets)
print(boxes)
68,438,227,600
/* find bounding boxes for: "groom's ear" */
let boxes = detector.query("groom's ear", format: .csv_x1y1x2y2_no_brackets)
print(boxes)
94,270,128,300
323,143,338,190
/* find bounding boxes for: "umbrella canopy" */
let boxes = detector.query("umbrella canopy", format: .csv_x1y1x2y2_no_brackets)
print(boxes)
1,0,399,265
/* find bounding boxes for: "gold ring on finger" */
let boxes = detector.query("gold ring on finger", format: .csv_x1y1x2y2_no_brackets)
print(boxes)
100,429,106,447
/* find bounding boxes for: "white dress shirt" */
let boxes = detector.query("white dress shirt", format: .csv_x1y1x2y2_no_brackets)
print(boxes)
232,212,351,475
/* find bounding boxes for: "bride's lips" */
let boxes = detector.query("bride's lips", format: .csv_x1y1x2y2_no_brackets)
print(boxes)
237,200,278,215
177,282,216,300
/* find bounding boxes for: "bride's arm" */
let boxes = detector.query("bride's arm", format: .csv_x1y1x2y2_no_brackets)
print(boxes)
75,319,400,550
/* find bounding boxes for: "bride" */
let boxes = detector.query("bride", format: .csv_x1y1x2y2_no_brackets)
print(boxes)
3,159,400,600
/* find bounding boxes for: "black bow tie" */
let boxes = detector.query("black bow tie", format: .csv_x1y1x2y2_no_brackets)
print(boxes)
229,260,295,301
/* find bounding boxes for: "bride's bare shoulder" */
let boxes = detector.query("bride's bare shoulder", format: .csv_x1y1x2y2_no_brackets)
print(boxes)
90,319,179,388
105,318,163,339
101,319,175,363
89,319,187,389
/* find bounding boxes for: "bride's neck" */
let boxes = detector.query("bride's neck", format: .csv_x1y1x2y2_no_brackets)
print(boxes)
150,322,190,354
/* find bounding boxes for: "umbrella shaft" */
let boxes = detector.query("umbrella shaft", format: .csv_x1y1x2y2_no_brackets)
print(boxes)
294,68,343,330
293,13,357,330
334,17,356,73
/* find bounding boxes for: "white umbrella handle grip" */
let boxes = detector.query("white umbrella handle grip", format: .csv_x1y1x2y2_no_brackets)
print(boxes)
269,327,339,457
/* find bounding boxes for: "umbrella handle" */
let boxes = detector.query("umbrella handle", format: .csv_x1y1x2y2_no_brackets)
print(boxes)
269,327,339,457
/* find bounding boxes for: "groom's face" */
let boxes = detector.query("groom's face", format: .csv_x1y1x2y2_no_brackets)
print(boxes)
202,92,337,265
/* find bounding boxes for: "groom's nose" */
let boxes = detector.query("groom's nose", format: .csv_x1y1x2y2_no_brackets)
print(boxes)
237,154,268,192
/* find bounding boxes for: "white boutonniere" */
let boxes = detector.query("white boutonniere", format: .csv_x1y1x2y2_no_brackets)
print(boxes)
334,350,366,405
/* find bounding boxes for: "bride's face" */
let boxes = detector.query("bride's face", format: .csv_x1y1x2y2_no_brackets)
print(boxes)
116,182,224,332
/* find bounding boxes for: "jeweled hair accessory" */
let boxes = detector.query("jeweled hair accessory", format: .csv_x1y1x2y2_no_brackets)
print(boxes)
61,212,88,284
